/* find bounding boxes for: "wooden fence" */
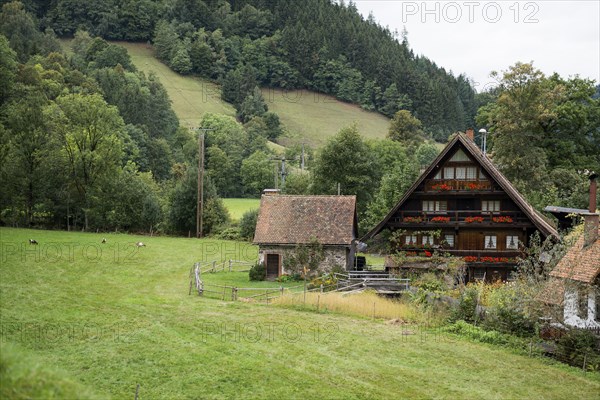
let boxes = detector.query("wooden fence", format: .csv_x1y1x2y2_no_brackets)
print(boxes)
188,260,352,303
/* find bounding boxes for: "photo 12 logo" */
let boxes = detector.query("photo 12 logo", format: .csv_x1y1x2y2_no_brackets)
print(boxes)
0,241,140,264
401,2,540,24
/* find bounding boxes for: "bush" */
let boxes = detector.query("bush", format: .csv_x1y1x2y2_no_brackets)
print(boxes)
216,227,241,240
249,262,266,281
450,286,479,323
276,274,302,283
413,272,446,292
239,209,259,240
556,329,600,370
443,321,527,349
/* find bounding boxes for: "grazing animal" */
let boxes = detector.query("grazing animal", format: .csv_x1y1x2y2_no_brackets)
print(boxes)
135,242,146,247
102,238,107,244
29,239,38,245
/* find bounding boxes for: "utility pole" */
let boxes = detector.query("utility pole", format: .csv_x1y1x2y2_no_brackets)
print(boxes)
194,127,214,238
270,156,298,188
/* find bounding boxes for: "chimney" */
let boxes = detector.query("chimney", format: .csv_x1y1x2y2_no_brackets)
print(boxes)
262,189,281,196
583,173,599,247
465,128,474,141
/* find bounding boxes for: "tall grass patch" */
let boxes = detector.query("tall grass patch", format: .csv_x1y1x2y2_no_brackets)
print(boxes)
274,291,424,322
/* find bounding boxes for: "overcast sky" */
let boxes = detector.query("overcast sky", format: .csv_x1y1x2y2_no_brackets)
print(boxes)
353,0,600,91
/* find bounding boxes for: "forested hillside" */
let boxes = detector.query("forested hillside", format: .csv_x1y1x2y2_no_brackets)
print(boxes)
1,1,598,238
11,0,478,140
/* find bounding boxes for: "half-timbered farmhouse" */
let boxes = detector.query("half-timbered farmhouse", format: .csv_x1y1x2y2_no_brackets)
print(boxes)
363,130,558,282
253,194,358,278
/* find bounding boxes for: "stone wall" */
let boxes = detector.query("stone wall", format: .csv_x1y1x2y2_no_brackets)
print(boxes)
258,245,349,275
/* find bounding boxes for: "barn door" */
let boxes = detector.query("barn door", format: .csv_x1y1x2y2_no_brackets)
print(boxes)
265,254,280,277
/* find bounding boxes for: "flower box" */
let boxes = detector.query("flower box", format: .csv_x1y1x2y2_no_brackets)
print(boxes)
403,216,423,223
431,216,451,223
432,183,452,191
464,216,485,223
492,216,514,223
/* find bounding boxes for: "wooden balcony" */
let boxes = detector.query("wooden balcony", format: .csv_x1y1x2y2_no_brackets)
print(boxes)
389,210,533,228
421,179,496,193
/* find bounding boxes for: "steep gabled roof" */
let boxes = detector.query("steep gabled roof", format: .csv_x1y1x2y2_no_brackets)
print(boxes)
253,195,357,246
550,228,600,284
363,133,558,240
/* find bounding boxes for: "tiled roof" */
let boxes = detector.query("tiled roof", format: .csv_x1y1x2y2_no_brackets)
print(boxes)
363,133,558,240
253,195,357,245
550,229,600,283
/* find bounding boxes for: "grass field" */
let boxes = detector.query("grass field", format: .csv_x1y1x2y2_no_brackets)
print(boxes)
222,198,260,221
1,227,599,399
117,42,390,147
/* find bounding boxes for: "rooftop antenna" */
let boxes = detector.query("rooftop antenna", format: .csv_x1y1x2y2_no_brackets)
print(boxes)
479,128,488,156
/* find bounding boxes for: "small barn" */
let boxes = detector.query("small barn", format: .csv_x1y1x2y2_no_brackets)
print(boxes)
253,194,358,278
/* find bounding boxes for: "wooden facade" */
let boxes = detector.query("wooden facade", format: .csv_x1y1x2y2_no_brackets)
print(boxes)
364,133,558,282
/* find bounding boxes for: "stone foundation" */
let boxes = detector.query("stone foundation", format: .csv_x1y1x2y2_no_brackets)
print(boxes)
258,245,350,275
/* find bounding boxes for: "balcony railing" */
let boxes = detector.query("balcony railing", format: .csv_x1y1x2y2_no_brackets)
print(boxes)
424,179,494,192
390,210,531,226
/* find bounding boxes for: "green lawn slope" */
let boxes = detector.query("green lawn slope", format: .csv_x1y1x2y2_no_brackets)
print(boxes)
118,42,390,147
1,228,599,399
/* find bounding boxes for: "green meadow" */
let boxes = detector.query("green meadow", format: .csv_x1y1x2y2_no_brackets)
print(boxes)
1,228,599,399
222,198,260,222
117,42,390,147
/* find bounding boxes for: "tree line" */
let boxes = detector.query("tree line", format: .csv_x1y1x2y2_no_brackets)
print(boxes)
0,1,441,237
11,0,478,140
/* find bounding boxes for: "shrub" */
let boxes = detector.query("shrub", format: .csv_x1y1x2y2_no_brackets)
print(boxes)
443,321,527,348
309,273,338,290
276,274,302,283
413,272,446,292
450,286,479,322
216,227,241,240
249,262,266,281
239,209,259,240
482,284,536,337
555,329,600,370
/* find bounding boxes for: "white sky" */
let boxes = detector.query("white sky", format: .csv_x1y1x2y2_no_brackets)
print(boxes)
353,0,600,91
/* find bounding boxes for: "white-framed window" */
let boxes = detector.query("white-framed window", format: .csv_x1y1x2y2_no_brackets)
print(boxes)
422,200,447,212
466,166,477,180
433,170,442,180
485,235,497,249
479,169,487,179
482,200,501,212
450,149,470,162
444,167,455,179
444,234,455,247
506,235,519,250
405,235,417,245
422,235,434,246
455,166,466,179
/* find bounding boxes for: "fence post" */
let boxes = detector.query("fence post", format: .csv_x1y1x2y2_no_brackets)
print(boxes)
280,286,284,297
212,261,216,272
232,287,237,301
320,284,323,293
528,341,533,357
